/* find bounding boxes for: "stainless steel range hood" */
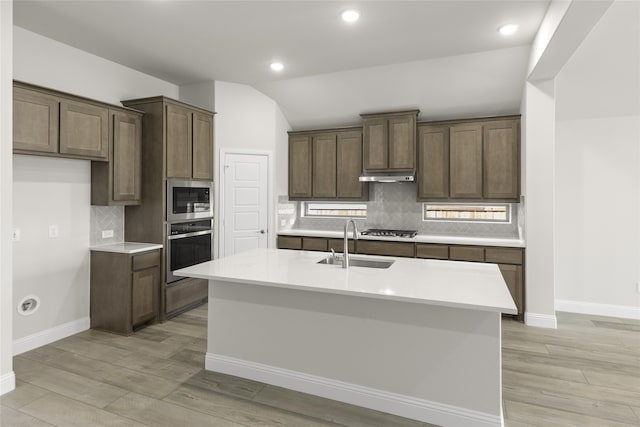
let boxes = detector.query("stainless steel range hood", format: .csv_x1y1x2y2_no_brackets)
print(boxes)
359,171,415,183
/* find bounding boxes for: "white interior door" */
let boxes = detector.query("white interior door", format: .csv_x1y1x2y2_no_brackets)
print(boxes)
222,153,269,257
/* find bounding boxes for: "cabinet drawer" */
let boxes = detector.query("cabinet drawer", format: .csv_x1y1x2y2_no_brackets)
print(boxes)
356,240,415,258
485,247,523,265
302,237,328,251
449,246,485,262
132,250,160,271
416,244,449,260
166,278,208,314
277,236,302,250
328,238,355,253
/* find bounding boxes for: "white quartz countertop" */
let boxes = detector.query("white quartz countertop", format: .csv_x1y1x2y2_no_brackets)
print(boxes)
90,242,163,254
277,229,525,248
176,248,517,314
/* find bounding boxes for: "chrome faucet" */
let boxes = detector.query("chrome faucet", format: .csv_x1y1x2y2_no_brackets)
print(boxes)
343,219,359,268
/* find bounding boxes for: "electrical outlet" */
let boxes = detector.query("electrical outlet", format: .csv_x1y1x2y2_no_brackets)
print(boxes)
12,228,20,242
102,229,114,239
48,225,59,238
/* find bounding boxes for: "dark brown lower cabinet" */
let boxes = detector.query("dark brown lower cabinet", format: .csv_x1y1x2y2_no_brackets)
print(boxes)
415,244,449,260
498,264,524,321
277,235,303,250
328,238,355,253
165,278,208,316
90,249,160,335
302,237,328,251
356,240,415,258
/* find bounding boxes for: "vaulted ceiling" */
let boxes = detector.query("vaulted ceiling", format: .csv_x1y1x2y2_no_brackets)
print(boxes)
14,0,551,128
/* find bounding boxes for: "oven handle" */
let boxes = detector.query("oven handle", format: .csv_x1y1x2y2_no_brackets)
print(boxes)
167,229,214,240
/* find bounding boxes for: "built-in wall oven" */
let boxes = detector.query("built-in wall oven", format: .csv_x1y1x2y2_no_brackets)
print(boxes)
166,218,213,284
167,179,214,222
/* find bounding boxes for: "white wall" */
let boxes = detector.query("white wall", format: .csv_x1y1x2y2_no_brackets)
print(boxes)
0,0,15,395
522,79,558,328
12,27,179,348
554,0,640,318
214,81,291,255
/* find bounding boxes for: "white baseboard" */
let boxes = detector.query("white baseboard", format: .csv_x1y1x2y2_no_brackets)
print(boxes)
0,371,16,395
13,317,90,356
206,353,502,427
556,300,640,320
524,312,558,329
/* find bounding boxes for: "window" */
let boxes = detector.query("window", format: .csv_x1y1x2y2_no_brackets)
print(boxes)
423,203,511,223
303,202,367,218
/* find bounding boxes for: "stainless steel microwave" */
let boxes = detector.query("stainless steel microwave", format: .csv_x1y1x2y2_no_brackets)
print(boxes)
166,180,214,222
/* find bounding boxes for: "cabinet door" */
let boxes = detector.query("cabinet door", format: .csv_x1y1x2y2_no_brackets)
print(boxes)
13,87,59,154
450,123,483,199
132,265,159,326
312,134,337,198
59,99,109,160
112,111,142,202
166,104,193,179
388,115,415,169
277,236,303,249
483,120,519,200
192,112,214,180
417,125,449,199
289,135,313,198
356,240,415,257
498,264,523,317
363,117,388,170
337,130,366,199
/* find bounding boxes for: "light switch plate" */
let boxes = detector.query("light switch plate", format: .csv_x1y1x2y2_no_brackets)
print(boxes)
48,225,59,238
12,228,20,242
102,229,114,239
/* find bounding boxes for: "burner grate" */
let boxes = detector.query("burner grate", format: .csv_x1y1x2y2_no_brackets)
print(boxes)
360,229,418,238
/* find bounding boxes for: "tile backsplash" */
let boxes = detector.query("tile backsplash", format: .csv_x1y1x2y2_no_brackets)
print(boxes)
278,182,520,238
90,206,124,246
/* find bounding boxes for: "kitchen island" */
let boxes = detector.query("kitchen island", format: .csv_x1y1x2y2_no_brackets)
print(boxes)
176,248,516,427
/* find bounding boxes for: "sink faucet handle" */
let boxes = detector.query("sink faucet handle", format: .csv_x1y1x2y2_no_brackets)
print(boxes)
330,248,336,260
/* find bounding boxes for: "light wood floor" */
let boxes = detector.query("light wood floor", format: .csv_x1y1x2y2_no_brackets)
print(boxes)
1,306,639,426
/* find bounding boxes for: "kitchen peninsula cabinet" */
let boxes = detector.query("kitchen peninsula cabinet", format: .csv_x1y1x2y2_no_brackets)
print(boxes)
13,81,109,161
90,246,162,335
416,116,521,202
91,108,143,205
288,127,367,201
361,110,418,171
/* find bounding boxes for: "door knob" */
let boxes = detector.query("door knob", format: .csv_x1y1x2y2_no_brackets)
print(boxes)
259,230,266,234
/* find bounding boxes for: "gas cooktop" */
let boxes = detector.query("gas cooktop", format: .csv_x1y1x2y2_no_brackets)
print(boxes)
360,229,418,238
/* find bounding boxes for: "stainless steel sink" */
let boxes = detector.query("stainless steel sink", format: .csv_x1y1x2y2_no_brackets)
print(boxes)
317,256,394,269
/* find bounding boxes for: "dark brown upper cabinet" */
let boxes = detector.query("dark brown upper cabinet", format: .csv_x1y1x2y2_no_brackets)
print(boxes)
417,125,449,199
122,97,214,182
13,82,109,161
449,123,483,199
13,86,59,154
417,116,520,202
91,108,143,205
289,134,313,199
192,112,214,180
483,120,520,200
166,103,193,179
288,128,367,201
312,133,337,198
362,110,418,171
337,130,366,199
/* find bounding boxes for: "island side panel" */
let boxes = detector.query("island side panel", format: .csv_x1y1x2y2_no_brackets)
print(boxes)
206,279,502,426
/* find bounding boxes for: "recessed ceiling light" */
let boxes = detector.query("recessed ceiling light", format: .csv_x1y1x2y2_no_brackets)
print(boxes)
341,9,360,23
270,62,284,72
498,24,519,36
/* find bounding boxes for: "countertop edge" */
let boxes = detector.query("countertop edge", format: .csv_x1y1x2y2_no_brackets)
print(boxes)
90,242,164,254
